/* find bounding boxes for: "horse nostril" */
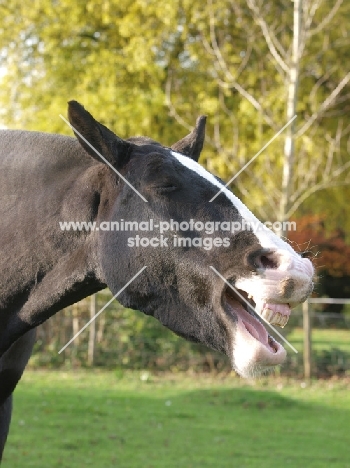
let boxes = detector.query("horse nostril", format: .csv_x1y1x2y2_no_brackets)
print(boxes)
247,249,279,270
260,254,278,269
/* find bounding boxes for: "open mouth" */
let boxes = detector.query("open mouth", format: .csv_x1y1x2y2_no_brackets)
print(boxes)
222,286,287,376
224,287,280,354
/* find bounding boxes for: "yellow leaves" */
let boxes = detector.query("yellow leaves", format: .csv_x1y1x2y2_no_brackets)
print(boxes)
86,0,113,24
0,0,349,230
198,96,219,115
239,99,256,120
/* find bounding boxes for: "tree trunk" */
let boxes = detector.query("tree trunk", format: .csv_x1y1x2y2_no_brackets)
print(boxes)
279,0,302,237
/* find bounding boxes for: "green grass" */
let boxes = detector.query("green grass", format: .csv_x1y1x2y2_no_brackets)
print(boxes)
3,371,350,468
287,327,350,353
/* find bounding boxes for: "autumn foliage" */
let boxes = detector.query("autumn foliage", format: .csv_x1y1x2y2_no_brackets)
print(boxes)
289,215,350,278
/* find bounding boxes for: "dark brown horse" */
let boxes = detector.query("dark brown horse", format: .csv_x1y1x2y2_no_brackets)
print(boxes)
0,101,314,459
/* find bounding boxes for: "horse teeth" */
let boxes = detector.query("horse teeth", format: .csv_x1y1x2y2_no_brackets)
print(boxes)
259,309,289,328
270,312,282,326
281,315,289,328
270,312,289,328
261,308,274,323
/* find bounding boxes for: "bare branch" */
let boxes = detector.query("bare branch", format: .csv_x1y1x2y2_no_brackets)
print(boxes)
296,72,350,137
204,0,277,130
308,69,333,103
234,42,253,81
286,179,350,219
292,119,350,205
324,121,347,177
324,135,336,179
299,0,322,56
292,150,323,203
165,74,192,132
246,0,289,74
330,160,350,179
218,79,277,130
309,0,344,37
303,0,322,31
287,153,350,218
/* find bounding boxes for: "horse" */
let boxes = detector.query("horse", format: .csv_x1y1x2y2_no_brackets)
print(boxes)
0,101,314,459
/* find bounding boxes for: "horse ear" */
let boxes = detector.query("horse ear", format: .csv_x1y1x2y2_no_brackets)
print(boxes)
171,115,207,162
67,100,132,169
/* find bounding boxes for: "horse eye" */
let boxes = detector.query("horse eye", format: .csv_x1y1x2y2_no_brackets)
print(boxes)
156,184,179,193
152,180,180,193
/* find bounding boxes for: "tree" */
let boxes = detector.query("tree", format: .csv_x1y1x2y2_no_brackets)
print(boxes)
0,0,349,233
165,0,350,234
0,1,179,138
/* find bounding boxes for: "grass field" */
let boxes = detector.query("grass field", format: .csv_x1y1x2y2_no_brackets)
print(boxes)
3,371,350,468
287,327,350,353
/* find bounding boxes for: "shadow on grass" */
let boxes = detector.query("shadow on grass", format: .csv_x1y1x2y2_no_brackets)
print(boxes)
4,375,350,468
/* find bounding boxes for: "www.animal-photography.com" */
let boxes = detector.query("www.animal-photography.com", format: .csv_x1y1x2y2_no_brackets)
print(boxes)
0,1,349,467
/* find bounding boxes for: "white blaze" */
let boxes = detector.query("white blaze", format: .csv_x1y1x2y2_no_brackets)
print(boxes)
171,151,293,253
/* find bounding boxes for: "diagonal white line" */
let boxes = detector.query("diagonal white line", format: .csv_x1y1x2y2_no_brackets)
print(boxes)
210,266,298,353
59,114,148,203
209,115,297,202
58,266,147,354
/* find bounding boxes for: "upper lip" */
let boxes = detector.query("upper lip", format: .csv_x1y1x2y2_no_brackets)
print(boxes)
224,281,255,313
